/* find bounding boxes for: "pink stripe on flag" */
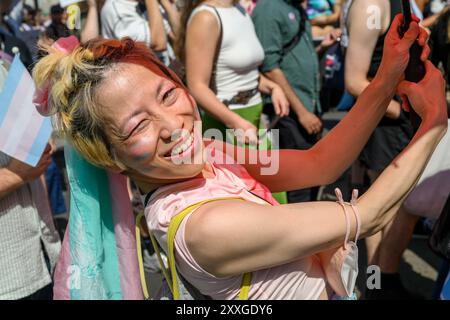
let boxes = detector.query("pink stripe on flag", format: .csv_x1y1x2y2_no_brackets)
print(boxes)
108,172,144,300
0,66,50,166
0,71,32,150
14,115,46,160
5,116,46,162
53,226,72,300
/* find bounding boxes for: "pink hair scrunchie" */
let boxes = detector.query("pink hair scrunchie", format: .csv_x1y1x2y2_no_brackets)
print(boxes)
33,36,80,116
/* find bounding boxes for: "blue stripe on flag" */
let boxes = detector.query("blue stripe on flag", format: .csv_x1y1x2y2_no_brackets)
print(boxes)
25,117,53,166
0,56,26,127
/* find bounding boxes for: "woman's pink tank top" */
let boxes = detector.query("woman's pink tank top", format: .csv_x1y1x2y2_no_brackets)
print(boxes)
144,149,326,299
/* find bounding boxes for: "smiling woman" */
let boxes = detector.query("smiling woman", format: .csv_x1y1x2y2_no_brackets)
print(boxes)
34,37,204,178
32,25,448,300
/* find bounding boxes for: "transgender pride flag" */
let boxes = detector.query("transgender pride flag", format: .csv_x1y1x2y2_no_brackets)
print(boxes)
0,55,52,166
53,145,144,300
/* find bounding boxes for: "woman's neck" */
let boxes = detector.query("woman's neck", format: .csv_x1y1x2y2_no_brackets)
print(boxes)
133,162,216,195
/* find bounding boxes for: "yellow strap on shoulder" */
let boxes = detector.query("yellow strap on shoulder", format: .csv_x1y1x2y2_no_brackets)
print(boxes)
239,272,252,300
135,212,150,300
167,197,253,300
148,231,173,293
136,212,174,299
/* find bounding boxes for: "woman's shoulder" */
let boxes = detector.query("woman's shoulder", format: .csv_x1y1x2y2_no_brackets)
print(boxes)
188,5,222,27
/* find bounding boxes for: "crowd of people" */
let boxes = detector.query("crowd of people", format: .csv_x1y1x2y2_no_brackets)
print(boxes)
0,0,450,300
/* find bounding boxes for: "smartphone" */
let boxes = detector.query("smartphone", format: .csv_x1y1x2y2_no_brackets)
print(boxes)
401,0,425,130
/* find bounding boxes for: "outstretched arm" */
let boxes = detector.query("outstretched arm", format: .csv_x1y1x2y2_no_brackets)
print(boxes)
214,15,430,192
188,61,448,278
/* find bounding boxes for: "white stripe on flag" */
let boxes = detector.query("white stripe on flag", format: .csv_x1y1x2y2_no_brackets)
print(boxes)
0,56,52,166
1,74,36,154
0,71,31,150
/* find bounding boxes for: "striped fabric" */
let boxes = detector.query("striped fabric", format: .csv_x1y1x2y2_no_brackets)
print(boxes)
0,55,52,166
53,145,144,300
0,152,61,299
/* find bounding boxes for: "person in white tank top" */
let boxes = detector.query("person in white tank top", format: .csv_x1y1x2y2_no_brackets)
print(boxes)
178,0,290,204
177,0,290,146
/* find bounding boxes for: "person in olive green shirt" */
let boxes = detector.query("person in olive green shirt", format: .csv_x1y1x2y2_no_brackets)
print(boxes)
252,0,340,202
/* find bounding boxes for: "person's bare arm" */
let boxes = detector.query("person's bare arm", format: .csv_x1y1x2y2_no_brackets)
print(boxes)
264,68,322,134
330,0,343,24
345,0,401,119
206,74,397,190
421,5,450,28
0,148,52,200
248,79,395,191
311,0,343,27
160,0,181,41
213,77,404,191
186,11,258,143
0,166,27,200
187,61,448,278
212,16,430,192
146,0,167,51
421,14,439,28
315,28,342,56
258,74,276,95
80,0,99,43
258,74,290,117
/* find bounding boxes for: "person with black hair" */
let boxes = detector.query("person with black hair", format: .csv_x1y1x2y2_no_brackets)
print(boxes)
44,4,71,41
101,0,167,53
0,1,33,69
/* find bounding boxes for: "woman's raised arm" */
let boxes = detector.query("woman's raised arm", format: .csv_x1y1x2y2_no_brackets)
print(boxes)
222,15,431,193
189,42,448,280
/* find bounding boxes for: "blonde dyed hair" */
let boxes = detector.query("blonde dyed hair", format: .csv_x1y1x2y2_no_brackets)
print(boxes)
33,37,186,170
